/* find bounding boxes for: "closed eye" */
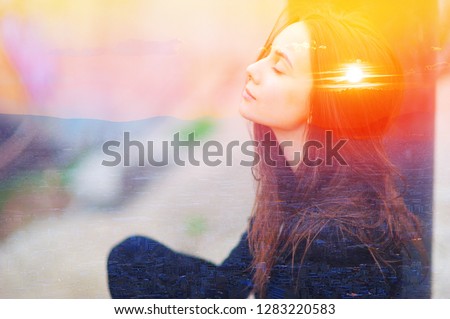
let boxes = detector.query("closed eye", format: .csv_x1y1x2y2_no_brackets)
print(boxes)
272,60,286,75
274,48,293,70
272,66,283,75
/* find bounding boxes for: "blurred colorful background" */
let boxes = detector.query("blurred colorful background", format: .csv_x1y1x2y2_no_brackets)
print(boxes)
0,0,449,298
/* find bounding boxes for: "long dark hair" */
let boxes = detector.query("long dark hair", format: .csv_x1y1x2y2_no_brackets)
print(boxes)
247,7,425,296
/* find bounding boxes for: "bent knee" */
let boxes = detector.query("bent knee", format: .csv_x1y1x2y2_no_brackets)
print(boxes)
108,235,160,266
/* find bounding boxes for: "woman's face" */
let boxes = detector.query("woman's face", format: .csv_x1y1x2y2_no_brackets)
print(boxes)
239,22,313,131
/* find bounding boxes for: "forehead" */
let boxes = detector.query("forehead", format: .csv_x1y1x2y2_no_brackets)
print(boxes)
272,21,310,50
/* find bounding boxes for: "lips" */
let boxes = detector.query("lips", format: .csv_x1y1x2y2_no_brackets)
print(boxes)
242,87,256,101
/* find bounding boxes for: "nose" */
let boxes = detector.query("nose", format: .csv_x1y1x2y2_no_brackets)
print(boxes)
246,60,261,84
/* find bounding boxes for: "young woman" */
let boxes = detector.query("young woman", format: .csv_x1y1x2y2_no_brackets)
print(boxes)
107,6,427,298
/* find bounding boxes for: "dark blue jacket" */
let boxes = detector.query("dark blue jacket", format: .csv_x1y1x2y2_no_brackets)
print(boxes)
107,227,428,298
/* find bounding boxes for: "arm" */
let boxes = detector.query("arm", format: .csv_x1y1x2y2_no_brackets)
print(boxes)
107,232,253,298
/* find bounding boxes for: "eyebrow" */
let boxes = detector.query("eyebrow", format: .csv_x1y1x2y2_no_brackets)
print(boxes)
273,48,293,68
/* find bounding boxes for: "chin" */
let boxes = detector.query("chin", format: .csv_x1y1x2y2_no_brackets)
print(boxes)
238,103,252,121
238,102,269,127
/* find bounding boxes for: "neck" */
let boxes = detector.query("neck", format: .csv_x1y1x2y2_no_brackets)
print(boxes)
272,123,307,170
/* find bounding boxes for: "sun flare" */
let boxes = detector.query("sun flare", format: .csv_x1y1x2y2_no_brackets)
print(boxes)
345,64,364,83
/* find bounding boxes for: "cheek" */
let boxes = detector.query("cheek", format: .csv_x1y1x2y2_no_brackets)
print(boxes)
273,82,311,128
